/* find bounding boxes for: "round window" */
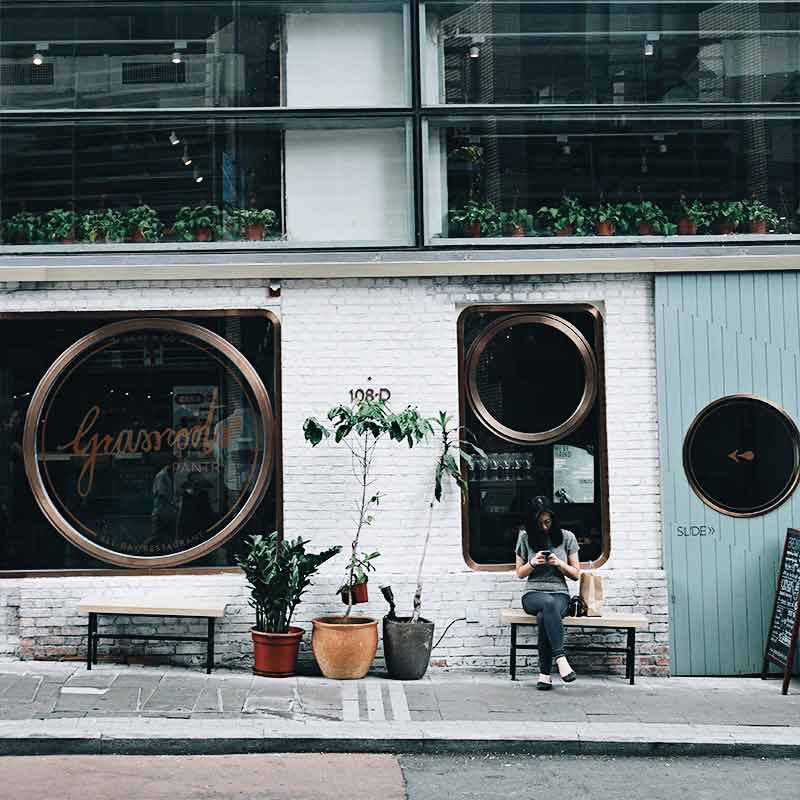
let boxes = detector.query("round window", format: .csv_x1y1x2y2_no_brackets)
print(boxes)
683,395,800,517
465,312,598,444
23,318,274,568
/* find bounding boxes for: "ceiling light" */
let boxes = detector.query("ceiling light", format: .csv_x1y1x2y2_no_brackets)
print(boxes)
193,167,203,183
171,51,182,65
32,42,49,66
469,44,480,58
32,51,44,66
182,145,192,166
557,135,570,155
171,40,187,65
169,130,180,146
644,42,654,56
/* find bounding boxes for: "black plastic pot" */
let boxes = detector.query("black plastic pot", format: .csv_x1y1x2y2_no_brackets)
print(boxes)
383,616,435,680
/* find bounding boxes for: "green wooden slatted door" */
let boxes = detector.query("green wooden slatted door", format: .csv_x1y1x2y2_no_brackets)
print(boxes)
656,272,800,675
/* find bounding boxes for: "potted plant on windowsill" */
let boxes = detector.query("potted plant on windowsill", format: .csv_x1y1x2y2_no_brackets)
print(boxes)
303,399,430,679
80,209,126,243
43,208,78,244
125,205,163,243
381,412,484,680
624,201,671,236
229,208,277,241
675,199,709,235
589,202,625,236
236,531,340,678
338,550,379,605
537,196,587,236
708,200,743,235
499,208,534,237
741,199,778,234
174,205,223,242
1,212,41,244
448,199,500,238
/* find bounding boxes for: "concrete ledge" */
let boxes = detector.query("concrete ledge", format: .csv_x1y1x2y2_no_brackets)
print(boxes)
2,719,799,758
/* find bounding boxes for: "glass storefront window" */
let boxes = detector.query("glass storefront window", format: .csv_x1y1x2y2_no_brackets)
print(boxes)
426,113,800,242
422,1,800,105
0,117,414,247
0,1,411,109
0,313,279,572
459,306,607,567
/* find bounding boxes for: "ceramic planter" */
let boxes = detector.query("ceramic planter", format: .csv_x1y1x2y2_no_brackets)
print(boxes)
748,219,768,234
594,221,615,236
244,224,265,241
677,218,698,235
251,626,304,677
311,615,378,679
194,227,213,242
383,616,435,680
340,581,369,605
510,224,525,237
130,227,147,243
463,221,481,238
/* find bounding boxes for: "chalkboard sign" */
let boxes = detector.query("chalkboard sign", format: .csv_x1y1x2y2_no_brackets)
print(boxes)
762,528,800,694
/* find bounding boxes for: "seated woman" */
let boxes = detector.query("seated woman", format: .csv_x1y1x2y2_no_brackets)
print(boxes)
515,503,581,689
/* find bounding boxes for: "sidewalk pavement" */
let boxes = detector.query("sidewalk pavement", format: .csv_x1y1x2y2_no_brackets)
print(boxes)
1,660,799,757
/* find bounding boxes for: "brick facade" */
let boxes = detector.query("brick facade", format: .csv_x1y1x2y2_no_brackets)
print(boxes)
0,272,669,676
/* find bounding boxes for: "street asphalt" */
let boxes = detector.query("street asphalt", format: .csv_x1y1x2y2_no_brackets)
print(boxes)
1,660,799,756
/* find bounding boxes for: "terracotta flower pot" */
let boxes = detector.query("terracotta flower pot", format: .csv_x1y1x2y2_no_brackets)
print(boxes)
194,227,213,242
340,581,369,605
594,221,615,236
510,224,525,237
555,225,575,236
713,218,736,235
637,223,654,236
251,626,303,678
748,219,768,234
130,227,147,243
61,231,76,244
677,218,698,235
463,221,481,238
244,224,265,242
311,615,378,679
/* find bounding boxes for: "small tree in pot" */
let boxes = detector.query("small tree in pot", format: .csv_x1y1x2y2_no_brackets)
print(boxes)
675,198,709,235
303,399,430,679
537,196,587,236
229,208,277,241
741,199,778,234
236,531,340,677
382,412,484,680
125,205,163,242
174,205,223,242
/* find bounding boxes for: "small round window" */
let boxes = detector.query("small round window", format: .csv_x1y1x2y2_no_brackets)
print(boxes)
23,318,275,568
465,312,598,444
683,395,800,517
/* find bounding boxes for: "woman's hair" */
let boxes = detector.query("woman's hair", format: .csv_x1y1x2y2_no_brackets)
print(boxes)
525,502,563,550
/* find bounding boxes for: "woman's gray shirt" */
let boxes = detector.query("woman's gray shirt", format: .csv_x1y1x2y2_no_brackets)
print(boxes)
515,529,579,594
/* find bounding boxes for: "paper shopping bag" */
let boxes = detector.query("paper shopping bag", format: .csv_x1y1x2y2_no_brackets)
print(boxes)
579,572,604,617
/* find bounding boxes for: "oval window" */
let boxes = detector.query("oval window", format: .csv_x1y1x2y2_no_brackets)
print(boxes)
465,312,598,444
683,395,800,517
23,318,274,568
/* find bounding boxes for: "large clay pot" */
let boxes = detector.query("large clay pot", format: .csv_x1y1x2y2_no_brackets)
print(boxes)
555,225,575,236
463,221,481,238
713,218,736,235
383,616,435,680
594,221,615,236
510,224,525,237
245,224,265,241
194,226,213,242
748,219,768,234
311,615,378,679
340,581,369,605
251,626,304,678
130,227,147,243
637,223,654,236
677,218,698,235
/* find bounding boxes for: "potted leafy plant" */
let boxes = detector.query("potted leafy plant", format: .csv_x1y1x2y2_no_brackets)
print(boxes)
2,212,40,244
43,208,78,243
125,205,163,243
742,199,778,234
174,205,223,242
589,202,625,236
237,531,340,677
624,201,670,235
499,208,533,237
303,399,430,679
80,209,126,243
229,208,277,241
339,550,379,605
676,199,709,235
448,199,501,238
382,412,484,680
537,196,587,236
708,200,743,234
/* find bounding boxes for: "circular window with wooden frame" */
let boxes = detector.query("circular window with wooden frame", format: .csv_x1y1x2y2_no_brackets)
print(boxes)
23,318,275,568
683,394,800,518
465,312,598,445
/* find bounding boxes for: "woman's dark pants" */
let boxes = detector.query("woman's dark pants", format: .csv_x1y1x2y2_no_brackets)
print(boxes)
521,591,569,674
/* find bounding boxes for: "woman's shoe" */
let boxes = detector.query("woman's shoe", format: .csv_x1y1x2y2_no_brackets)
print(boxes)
536,680,553,690
560,671,577,683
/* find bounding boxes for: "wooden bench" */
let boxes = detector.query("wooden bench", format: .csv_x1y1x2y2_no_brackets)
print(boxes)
79,597,227,674
501,609,649,685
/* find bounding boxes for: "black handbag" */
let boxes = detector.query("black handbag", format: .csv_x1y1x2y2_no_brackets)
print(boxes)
567,595,588,617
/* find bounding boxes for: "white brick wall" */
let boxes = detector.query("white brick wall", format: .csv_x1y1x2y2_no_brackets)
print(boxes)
0,273,668,676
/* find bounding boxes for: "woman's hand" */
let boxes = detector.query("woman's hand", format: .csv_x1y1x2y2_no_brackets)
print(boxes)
529,551,548,566
545,553,562,567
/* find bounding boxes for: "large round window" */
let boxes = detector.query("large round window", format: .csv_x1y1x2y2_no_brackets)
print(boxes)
23,318,274,568
465,312,598,444
683,395,800,517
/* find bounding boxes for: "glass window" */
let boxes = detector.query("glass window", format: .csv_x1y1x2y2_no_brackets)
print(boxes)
426,113,800,242
0,1,411,109
0,117,414,247
0,312,279,572
422,1,800,105
459,306,607,567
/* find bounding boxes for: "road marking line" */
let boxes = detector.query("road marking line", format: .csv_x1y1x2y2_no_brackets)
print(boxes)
136,687,143,712
366,681,385,721
217,688,224,713
60,687,108,695
29,677,44,704
341,683,359,721
389,682,411,721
